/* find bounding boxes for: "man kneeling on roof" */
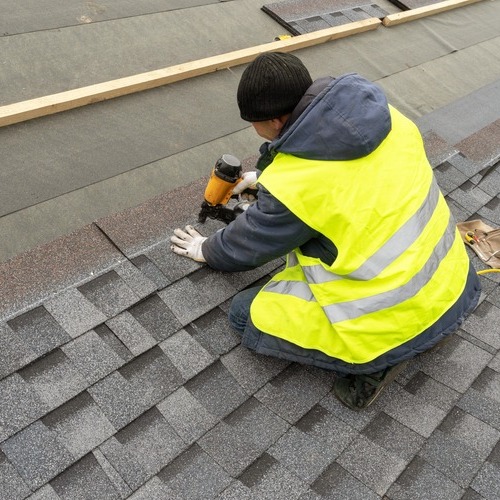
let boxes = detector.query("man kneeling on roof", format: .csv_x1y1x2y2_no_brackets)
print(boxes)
170,52,481,410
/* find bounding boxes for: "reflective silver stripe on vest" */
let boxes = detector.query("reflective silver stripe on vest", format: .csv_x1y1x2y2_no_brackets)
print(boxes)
263,212,457,324
264,279,316,302
323,213,457,323
288,252,299,267
302,179,441,284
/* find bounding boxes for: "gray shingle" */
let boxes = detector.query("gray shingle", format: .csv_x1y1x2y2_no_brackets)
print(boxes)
472,366,500,402
156,387,219,444
0,421,74,489
433,160,470,195
78,270,140,318
18,349,88,412
238,452,309,499
269,426,336,483
311,461,379,500
445,197,473,224
419,430,486,488
337,434,407,496
145,241,203,283
295,404,356,456
160,329,215,380
403,370,460,412
94,324,134,363
43,288,107,338
88,371,148,430
458,329,497,355
470,461,500,500
93,449,133,499
7,306,71,356
0,374,49,442
361,411,426,461
25,485,60,499
221,345,289,394
61,330,126,385
184,361,247,420
448,181,493,214
119,346,183,407
458,387,500,431
0,451,31,500
486,281,500,310
489,349,500,372
421,130,457,168
476,168,500,197
197,421,261,477
158,269,238,325
479,196,500,225
157,443,233,499
105,312,157,357
319,391,381,432
127,477,182,500
42,391,115,460
461,301,500,349
188,308,241,356
488,439,500,466
130,255,171,290
386,455,464,500
128,294,182,342
114,260,157,299
418,335,492,393
462,487,491,499
437,406,500,457
50,453,121,499
224,397,289,452
0,323,37,379
381,384,447,438
99,408,186,490
215,480,254,499
254,365,332,424
447,152,486,178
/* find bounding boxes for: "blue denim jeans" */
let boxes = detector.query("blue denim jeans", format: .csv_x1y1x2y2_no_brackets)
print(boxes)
228,286,262,351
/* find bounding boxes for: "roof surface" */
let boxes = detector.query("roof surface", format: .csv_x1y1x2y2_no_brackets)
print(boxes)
1,1,500,499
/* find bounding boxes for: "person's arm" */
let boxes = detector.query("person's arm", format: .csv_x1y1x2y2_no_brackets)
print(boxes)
202,186,317,272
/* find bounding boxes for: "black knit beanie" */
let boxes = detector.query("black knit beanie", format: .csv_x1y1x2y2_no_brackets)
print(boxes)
237,52,313,122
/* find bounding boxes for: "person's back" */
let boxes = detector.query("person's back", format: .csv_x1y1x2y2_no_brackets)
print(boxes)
171,53,481,410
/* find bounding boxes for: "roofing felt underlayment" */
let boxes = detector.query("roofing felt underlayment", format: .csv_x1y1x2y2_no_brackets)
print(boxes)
1,80,500,498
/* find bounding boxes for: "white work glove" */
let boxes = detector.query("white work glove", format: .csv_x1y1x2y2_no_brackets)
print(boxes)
232,171,258,196
170,225,207,262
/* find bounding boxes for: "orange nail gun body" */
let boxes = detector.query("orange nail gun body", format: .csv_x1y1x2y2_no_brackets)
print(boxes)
198,154,243,224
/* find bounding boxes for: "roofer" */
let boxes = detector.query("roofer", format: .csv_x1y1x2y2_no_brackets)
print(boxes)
170,52,481,410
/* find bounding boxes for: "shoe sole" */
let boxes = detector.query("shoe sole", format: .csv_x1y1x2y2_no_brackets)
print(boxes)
334,360,409,411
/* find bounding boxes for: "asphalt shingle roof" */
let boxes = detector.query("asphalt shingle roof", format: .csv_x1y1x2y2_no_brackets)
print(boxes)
1,88,500,499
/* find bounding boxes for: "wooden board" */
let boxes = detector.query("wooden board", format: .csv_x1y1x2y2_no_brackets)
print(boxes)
0,18,380,128
383,0,483,25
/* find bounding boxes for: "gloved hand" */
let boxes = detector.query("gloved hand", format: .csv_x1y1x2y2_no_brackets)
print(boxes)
170,225,207,262
232,171,258,196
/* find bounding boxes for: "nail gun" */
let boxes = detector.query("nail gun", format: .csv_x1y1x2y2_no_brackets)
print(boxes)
198,154,253,224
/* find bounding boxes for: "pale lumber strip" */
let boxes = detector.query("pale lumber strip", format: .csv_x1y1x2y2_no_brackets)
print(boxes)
382,0,483,26
0,18,380,127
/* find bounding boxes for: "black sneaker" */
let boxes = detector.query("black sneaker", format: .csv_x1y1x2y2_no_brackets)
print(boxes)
333,361,408,410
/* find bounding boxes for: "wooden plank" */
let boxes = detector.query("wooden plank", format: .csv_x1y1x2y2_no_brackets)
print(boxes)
0,18,380,128
382,0,483,26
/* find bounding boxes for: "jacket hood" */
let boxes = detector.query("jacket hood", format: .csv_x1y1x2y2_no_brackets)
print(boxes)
272,73,392,161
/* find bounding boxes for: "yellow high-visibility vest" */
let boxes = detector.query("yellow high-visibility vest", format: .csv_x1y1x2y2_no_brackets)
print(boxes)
250,106,469,364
